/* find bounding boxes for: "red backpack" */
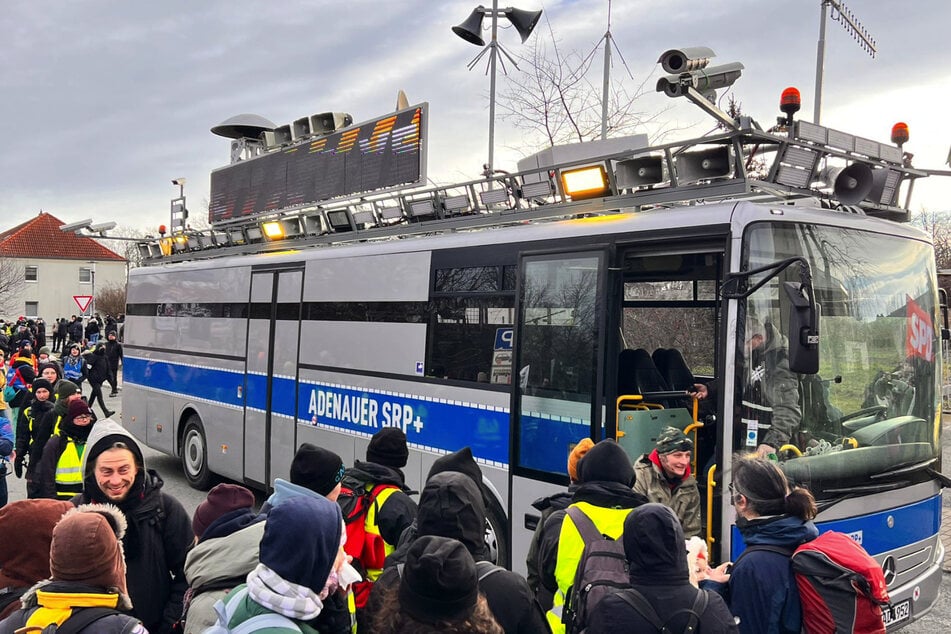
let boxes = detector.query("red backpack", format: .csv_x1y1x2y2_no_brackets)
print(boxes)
337,479,399,609
741,531,890,634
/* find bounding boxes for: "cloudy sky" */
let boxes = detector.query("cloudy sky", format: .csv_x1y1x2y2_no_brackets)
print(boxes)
2,0,949,233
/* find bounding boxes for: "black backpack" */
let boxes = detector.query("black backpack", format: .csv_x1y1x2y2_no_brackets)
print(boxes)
561,506,631,634
12,606,125,634
616,587,709,634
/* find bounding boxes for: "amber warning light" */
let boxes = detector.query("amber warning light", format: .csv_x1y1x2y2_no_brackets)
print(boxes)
891,122,909,147
780,87,801,126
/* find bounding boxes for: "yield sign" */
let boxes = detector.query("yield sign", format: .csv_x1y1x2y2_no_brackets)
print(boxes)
73,295,93,313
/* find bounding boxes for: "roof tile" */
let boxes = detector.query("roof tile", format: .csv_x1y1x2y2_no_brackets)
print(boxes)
0,212,126,262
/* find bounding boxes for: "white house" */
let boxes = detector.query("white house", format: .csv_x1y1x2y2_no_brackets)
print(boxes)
0,211,127,320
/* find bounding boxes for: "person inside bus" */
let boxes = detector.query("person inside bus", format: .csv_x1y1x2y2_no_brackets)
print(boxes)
702,455,818,634
633,427,702,538
689,317,801,458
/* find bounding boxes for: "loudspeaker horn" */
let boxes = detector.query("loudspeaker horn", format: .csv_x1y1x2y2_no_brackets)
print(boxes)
452,9,485,46
506,8,543,43
615,156,665,189
818,163,873,205
396,89,409,111
676,147,732,183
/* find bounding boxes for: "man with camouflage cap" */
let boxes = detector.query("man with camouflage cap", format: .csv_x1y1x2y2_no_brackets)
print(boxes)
633,427,701,537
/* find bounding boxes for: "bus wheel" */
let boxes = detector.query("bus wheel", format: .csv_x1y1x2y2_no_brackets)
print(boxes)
181,415,213,490
484,492,511,568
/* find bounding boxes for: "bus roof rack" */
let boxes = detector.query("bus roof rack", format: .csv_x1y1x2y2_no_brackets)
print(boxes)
138,50,931,265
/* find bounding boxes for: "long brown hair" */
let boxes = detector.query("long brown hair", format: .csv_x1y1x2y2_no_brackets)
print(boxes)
371,584,504,634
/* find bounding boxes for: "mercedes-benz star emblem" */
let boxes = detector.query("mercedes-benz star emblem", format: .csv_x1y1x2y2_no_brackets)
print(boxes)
881,556,897,586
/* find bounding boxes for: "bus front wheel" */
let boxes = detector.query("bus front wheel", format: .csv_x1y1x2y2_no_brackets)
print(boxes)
181,415,213,490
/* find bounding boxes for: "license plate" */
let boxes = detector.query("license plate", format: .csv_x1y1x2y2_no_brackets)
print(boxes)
882,600,911,628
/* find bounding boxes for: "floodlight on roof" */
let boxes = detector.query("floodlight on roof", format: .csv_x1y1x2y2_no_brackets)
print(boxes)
560,165,610,200
60,219,94,233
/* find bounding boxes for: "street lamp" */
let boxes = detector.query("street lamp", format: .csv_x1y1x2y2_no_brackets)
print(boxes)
453,2,542,177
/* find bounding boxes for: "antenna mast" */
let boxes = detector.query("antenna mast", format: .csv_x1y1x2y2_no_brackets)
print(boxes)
814,0,877,124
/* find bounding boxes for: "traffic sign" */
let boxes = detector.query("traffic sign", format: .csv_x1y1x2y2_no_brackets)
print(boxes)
73,295,93,313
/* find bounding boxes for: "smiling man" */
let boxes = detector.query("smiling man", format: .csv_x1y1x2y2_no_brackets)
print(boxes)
73,418,193,634
633,426,702,538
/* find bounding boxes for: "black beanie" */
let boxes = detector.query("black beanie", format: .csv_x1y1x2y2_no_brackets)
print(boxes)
578,439,636,487
290,443,345,496
32,378,54,395
366,427,409,469
56,380,81,401
399,535,478,624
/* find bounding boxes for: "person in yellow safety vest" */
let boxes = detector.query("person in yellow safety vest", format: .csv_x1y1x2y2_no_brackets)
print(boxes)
0,503,147,633
33,399,97,500
535,438,648,634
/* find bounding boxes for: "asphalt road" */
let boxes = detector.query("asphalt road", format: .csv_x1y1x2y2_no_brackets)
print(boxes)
5,392,951,631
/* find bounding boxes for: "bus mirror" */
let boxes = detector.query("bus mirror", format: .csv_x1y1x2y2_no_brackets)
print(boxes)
783,281,819,374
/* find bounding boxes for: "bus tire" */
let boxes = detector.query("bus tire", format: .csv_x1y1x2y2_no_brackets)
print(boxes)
483,491,511,569
181,415,213,490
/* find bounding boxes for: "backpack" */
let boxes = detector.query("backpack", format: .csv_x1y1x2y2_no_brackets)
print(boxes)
13,606,124,634
561,505,631,634
206,585,302,633
616,587,709,634
336,475,400,609
739,531,890,634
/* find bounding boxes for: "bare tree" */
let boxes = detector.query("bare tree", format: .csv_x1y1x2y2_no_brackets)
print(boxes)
495,19,674,152
95,282,127,318
0,256,27,316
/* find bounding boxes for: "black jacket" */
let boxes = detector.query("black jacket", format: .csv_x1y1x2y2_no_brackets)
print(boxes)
85,349,109,385
344,461,417,547
366,472,548,634
586,504,737,633
74,470,193,634
526,487,575,594
105,339,123,368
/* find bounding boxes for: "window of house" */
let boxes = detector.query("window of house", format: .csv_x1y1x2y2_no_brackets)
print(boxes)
25,265,38,282
79,267,93,283
25,301,39,317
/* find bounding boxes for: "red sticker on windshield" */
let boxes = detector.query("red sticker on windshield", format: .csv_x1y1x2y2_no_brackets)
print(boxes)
906,296,934,362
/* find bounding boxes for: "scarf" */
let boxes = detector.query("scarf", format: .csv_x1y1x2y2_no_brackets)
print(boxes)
247,564,323,621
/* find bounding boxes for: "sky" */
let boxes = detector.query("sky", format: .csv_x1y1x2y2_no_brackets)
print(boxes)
1,0,949,234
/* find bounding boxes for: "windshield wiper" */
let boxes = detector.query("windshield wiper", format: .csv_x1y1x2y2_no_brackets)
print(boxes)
868,458,936,480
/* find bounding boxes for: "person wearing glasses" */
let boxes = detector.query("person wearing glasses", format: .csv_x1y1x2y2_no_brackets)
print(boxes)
703,456,818,634
33,399,97,500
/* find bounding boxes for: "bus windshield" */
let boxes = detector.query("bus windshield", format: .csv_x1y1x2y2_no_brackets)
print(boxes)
735,222,940,497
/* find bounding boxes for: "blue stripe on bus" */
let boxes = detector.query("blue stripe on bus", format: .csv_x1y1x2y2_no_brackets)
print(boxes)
124,357,512,466
730,494,942,559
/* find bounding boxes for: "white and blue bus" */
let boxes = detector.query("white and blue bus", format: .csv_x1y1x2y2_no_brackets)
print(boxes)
123,61,944,629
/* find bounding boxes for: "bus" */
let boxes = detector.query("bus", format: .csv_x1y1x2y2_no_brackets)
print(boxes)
123,54,944,629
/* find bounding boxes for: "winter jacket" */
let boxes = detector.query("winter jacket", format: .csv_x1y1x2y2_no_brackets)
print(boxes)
62,352,87,384
344,461,418,547
587,503,737,633
0,581,145,633
0,416,11,460
105,338,123,369
633,450,702,537
85,348,110,385
704,514,819,634
740,322,802,448
15,397,54,476
34,433,88,500
368,472,549,634
6,357,36,409
73,421,194,634
525,487,574,595
67,320,84,342
216,583,320,633
182,512,267,634
535,481,648,625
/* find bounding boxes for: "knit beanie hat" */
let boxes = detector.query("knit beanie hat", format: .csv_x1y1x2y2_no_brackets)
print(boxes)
50,503,129,600
399,535,479,624
192,483,256,538
655,426,693,454
67,398,93,421
290,443,345,496
366,427,409,469
578,439,636,487
39,346,51,357
31,378,54,396
56,380,81,401
259,494,343,592
567,438,595,482
0,499,74,591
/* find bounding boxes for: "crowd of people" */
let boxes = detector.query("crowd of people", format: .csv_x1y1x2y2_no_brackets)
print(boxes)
0,407,822,633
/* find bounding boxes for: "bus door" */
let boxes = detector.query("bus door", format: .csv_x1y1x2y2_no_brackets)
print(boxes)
244,267,304,489
509,249,607,575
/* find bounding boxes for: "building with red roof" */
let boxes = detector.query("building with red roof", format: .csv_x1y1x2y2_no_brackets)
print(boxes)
0,212,127,321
